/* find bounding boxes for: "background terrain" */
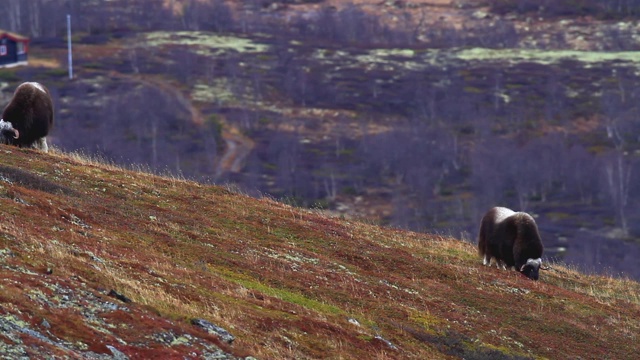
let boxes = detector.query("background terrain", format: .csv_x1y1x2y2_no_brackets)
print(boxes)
2,0,640,279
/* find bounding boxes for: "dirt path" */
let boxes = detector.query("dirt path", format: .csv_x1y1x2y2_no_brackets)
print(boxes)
130,77,255,177
108,72,254,178
215,123,255,178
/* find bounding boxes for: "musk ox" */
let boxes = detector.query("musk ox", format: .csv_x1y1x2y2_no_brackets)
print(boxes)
0,82,54,152
477,206,544,280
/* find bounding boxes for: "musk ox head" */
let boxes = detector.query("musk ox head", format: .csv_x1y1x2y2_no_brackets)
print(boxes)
0,119,19,141
520,258,542,280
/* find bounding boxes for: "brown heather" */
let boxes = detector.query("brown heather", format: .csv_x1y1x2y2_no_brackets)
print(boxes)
0,146,638,359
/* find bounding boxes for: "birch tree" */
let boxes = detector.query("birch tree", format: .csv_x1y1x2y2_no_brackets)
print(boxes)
8,0,22,32
602,118,633,236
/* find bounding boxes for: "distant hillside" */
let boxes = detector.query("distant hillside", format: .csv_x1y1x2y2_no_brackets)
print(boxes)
0,146,638,359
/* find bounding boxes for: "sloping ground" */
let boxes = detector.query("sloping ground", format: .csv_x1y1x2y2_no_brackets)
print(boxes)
0,146,638,359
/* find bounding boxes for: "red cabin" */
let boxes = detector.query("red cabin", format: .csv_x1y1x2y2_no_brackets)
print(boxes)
0,31,29,68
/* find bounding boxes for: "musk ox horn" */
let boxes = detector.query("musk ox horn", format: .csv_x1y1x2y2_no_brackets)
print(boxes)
12,129,19,139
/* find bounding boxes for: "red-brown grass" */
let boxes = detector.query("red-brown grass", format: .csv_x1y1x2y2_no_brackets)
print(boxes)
0,146,638,359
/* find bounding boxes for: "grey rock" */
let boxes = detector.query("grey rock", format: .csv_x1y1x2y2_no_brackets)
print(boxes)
191,318,235,344
106,345,130,360
374,335,398,350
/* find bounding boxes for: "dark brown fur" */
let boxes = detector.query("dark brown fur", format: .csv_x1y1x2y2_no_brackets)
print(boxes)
478,207,544,280
1,82,54,151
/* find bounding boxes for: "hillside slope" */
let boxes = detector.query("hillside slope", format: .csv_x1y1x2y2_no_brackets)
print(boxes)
0,146,638,359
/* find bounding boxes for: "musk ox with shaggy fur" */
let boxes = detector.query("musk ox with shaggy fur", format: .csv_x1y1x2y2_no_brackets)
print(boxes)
0,82,54,152
478,207,544,280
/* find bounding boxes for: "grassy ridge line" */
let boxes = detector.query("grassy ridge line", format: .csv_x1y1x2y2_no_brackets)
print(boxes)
0,146,638,359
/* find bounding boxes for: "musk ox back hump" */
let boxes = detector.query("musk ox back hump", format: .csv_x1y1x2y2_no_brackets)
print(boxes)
1,82,54,152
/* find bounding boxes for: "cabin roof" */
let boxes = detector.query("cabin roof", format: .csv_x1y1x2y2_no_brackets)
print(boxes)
0,30,29,43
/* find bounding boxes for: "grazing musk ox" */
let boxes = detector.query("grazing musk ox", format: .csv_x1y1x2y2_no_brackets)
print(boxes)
478,207,544,280
0,82,54,152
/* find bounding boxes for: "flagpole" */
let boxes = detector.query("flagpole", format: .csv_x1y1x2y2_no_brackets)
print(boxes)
67,14,73,80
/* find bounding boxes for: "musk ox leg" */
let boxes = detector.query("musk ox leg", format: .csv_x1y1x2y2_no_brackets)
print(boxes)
32,137,49,153
483,255,491,266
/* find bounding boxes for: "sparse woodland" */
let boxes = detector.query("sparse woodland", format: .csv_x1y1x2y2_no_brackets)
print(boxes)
2,0,640,278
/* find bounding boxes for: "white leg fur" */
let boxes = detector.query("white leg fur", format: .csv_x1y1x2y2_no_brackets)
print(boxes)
32,137,48,152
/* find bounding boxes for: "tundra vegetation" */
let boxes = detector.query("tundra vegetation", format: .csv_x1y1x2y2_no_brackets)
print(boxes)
0,147,638,358
2,0,640,279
